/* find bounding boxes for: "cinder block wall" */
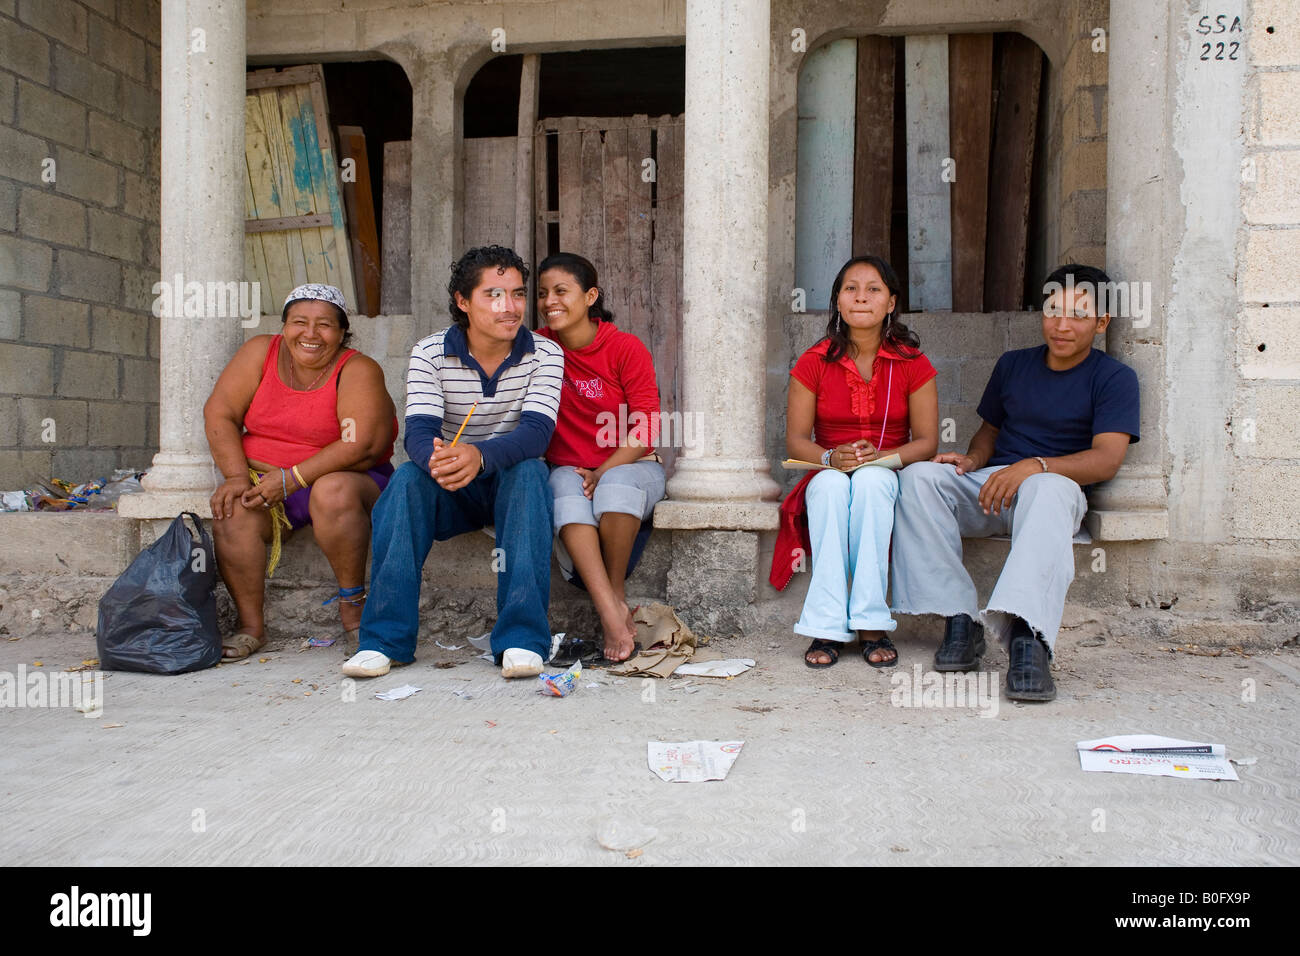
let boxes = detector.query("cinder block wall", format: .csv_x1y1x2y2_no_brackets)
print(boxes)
1233,0,1300,543
0,0,162,489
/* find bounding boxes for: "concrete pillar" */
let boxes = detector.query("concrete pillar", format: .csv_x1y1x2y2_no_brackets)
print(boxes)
658,0,781,532
1085,0,1171,541
120,0,245,518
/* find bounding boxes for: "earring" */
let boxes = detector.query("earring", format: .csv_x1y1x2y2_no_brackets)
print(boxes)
834,310,842,334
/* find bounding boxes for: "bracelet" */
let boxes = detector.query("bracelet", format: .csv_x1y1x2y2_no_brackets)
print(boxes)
1034,456,1049,473
280,467,288,500
292,464,308,488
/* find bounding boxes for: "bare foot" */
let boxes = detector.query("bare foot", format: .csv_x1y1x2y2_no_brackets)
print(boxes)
601,602,637,662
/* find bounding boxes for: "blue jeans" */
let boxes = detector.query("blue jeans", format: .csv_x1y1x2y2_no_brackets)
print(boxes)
358,458,554,663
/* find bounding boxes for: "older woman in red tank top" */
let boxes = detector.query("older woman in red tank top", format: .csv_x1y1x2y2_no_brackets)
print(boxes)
204,284,398,660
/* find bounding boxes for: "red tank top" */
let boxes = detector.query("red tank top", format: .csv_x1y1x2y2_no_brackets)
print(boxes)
241,335,395,468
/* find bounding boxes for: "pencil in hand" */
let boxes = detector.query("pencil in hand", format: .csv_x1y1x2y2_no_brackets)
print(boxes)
449,402,477,447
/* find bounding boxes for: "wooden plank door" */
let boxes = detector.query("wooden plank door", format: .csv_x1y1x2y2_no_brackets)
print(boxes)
532,115,684,474
244,66,357,315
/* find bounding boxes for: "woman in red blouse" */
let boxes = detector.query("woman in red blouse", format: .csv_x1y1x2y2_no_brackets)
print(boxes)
536,253,665,664
781,256,939,668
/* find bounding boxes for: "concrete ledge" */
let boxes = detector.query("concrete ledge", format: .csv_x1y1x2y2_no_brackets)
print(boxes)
0,512,140,575
118,491,213,520
1085,509,1169,541
653,500,780,530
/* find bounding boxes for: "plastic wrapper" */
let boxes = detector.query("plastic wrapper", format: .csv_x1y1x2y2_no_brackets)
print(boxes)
96,512,221,674
539,660,582,697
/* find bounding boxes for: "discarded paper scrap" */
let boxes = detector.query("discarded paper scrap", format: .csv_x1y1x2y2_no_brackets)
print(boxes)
374,684,422,701
648,740,744,783
674,658,755,678
1077,734,1239,781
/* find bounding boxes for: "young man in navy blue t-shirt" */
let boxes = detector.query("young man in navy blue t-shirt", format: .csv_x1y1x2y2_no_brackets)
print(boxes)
891,265,1140,701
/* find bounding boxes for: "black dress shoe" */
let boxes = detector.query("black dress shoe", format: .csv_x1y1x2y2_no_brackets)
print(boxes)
1006,632,1057,701
933,614,986,672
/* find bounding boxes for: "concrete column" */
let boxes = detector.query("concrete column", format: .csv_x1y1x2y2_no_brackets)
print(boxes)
1085,0,1170,541
120,0,245,518
658,0,781,531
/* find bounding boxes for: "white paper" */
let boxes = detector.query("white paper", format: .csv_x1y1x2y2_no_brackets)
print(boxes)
1077,734,1238,781
374,684,422,701
674,658,756,678
648,740,744,782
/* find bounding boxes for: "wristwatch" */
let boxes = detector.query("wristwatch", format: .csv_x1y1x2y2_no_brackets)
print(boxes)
821,448,833,467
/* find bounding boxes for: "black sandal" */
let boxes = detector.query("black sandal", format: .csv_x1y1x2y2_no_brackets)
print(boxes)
861,635,898,668
804,638,841,669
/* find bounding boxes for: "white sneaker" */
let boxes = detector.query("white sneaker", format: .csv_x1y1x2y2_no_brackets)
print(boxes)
500,647,544,679
342,650,392,678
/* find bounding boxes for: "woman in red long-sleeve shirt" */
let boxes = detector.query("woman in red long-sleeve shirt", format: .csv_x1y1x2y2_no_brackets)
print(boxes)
536,253,665,663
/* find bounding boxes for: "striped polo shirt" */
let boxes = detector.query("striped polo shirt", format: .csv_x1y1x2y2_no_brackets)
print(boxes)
405,323,564,452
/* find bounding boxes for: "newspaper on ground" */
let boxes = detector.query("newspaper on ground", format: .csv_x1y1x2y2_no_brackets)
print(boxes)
648,740,744,782
1077,734,1239,781
674,658,756,678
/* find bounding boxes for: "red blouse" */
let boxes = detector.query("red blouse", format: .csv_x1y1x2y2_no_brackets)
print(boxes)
770,338,936,591
790,339,937,452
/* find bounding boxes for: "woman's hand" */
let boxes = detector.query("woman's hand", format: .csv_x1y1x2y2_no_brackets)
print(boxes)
211,475,253,519
830,440,877,470
575,466,604,498
239,471,287,511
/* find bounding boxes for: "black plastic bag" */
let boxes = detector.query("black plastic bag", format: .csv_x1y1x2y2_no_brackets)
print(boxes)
96,512,221,674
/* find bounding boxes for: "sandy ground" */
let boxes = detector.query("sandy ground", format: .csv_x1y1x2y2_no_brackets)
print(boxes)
1,612,1297,866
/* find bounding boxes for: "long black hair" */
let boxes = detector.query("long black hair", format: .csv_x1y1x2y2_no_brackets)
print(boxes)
823,255,920,362
537,252,615,322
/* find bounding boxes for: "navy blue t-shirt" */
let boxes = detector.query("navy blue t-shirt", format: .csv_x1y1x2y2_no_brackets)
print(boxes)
977,346,1140,466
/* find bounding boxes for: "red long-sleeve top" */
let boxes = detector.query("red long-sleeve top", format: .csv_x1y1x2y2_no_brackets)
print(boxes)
538,321,661,469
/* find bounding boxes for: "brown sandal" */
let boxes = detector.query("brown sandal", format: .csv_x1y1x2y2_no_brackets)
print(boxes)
222,631,266,661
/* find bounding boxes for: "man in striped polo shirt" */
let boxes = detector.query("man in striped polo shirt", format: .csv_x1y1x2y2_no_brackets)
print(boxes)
343,246,564,680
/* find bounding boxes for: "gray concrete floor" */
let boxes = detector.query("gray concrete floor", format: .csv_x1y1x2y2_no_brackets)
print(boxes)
2,614,1297,866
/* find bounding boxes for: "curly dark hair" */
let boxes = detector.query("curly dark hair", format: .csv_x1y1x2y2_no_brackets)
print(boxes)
823,255,921,362
537,252,615,322
447,245,530,329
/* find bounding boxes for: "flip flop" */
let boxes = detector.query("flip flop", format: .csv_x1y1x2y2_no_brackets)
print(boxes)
222,631,266,661
549,636,603,667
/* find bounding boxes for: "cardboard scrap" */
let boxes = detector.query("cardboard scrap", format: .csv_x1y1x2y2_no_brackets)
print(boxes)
613,604,713,678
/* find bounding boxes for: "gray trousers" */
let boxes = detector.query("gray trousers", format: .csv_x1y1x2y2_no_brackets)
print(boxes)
890,461,1087,653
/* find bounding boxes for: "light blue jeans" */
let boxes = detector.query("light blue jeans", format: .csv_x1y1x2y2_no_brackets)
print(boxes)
890,461,1088,653
793,466,900,642
548,460,665,530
